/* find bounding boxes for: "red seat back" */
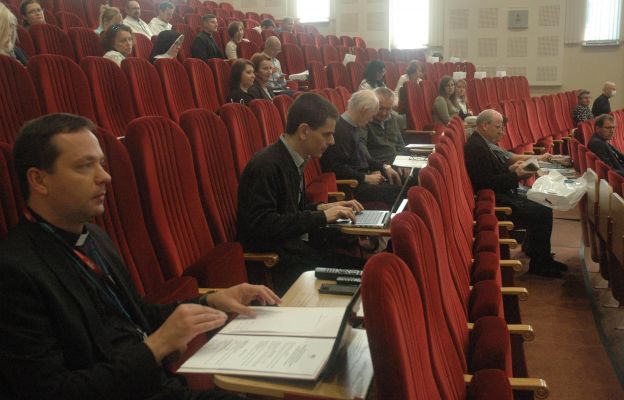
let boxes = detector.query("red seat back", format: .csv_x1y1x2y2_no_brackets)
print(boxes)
29,23,74,58
249,99,284,145
307,60,328,89
384,61,399,91
206,58,231,105
272,94,293,127
132,33,153,59
68,27,103,61
55,10,85,31
121,57,170,118
218,102,265,176
183,58,220,111
236,39,260,60
346,61,364,92
326,62,350,88
16,26,36,58
365,47,377,61
322,88,345,113
55,0,88,24
320,44,339,64
154,58,197,122
302,45,321,65
279,43,305,75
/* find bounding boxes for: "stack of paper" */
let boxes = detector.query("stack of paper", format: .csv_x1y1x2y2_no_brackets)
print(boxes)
393,155,428,169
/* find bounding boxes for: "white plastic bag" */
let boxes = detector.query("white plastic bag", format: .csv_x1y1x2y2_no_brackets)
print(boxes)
526,171,587,211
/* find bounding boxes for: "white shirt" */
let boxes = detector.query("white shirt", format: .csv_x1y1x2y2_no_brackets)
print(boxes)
123,16,153,38
103,50,125,67
149,17,172,36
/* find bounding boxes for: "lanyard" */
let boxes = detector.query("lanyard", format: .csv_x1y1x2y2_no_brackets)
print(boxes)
24,211,147,339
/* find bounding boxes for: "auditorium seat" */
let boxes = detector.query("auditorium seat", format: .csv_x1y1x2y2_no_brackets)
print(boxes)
335,86,351,111
249,99,283,145
68,27,103,61
245,11,260,22
94,128,200,303
279,43,306,75
154,58,198,122
296,32,314,47
365,47,378,61
244,28,262,48
55,11,85,31
236,39,260,60
301,45,321,65
279,31,297,45
346,61,364,92
307,60,329,89
55,0,88,26
325,34,340,47
352,46,368,64
384,61,399,91
261,29,277,41
326,62,350,89
121,57,170,118
272,94,293,127
361,252,513,400
132,33,153,60
171,23,195,60
0,55,41,144
218,102,265,176
335,45,350,63
322,88,345,113
80,56,136,137
124,116,248,288
28,54,96,120
320,44,339,65
183,58,221,111
313,34,327,48
16,26,36,58
29,24,74,59
206,58,231,105
353,36,366,48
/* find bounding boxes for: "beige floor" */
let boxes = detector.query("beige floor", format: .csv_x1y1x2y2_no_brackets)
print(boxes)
514,212,624,399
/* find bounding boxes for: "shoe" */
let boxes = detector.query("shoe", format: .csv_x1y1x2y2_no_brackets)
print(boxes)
548,258,568,272
528,260,563,278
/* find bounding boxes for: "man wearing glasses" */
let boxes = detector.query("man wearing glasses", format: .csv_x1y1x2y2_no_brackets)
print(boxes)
588,114,624,176
123,0,153,38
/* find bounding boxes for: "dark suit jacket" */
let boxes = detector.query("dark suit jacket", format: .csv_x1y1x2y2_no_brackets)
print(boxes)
236,140,326,252
587,133,624,176
464,131,519,194
247,81,274,101
0,221,192,400
190,31,224,62
228,87,255,104
592,94,611,117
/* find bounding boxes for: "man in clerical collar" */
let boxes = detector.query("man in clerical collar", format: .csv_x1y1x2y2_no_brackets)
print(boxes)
123,0,153,37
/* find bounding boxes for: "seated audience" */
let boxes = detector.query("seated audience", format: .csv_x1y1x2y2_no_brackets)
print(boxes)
0,4,28,65
253,18,275,34
592,81,616,116
190,14,224,61
358,60,387,91
148,1,174,36
228,58,256,104
0,112,279,399
101,24,133,67
248,52,275,101
573,90,593,127
225,20,248,60
363,87,406,165
454,79,473,119
394,60,423,106
277,16,294,34
19,0,45,28
588,114,624,176
465,109,567,277
149,30,183,62
123,0,153,38
95,5,122,36
237,93,365,294
263,36,290,92
321,90,402,208
432,75,459,125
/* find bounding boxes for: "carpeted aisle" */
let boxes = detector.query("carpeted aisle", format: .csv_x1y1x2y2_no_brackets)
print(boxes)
513,210,624,399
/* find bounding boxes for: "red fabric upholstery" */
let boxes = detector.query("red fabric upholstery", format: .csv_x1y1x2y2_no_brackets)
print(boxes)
384,61,399,91
171,24,195,60
132,33,153,59
326,62,350,89
83,0,101,28
124,116,247,287
244,28,263,48
68,27,103,61
29,23,74,58
279,43,306,75
121,57,170,118
55,0,88,24
94,128,199,302
352,47,368,64
302,45,321,65
249,99,283,145
183,58,221,111
346,61,363,92
206,58,231,105
154,58,197,122
334,86,351,111
55,11,85,31
361,253,441,400
296,32,314,47
179,109,239,244
609,170,624,196
322,88,344,113
217,103,265,177
469,369,513,399
320,44,339,64
80,56,136,137
353,36,366,48
16,26,36,58
236,39,260,60
307,60,328,89
0,55,41,144
365,47,378,60
325,34,340,46
0,143,20,238
272,94,293,127
28,54,96,120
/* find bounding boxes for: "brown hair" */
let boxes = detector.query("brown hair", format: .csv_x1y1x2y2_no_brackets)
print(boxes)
227,20,243,40
250,52,271,71
229,58,254,89
100,23,132,52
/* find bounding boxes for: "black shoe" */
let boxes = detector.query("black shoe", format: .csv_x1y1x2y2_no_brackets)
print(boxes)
528,260,563,278
548,258,568,272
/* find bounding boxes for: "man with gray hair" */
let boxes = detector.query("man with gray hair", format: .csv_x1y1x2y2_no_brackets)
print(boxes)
278,16,294,33
363,87,407,165
123,0,153,38
263,36,289,91
321,90,402,208
465,109,567,277
592,81,616,116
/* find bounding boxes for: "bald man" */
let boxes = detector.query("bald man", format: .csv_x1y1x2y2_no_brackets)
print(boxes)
592,81,616,117
464,109,567,278
123,0,153,37
263,36,290,91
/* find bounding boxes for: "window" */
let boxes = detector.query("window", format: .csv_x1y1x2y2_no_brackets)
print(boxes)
296,0,330,23
584,0,622,45
390,0,429,49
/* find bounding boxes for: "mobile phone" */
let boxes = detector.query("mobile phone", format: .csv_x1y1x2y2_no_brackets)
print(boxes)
318,283,359,296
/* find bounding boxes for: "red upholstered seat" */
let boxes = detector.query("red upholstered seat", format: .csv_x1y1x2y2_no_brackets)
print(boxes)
301,45,321,65
313,34,327,48
206,58,231,105
279,43,306,75
236,39,260,60
16,26,35,58
272,94,293,127
346,61,363,92
307,60,328,89
320,44,339,65
217,102,265,176
244,28,262,48
352,47,368,64
249,99,283,145
29,23,74,58
334,86,351,111
132,33,153,59
279,30,297,45
94,128,199,302
120,57,170,118
325,34,340,47
365,47,377,61
55,11,85,31
384,61,399,91
154,58,197,122
0,55,41,144
326,62,350,89
322,88,345,113
124,116,248,287
55,0,88,25
28,54,96,120
296,32,314,47
68,27,103,61
83,0,101,28
80,56,136,137
183,58,221,110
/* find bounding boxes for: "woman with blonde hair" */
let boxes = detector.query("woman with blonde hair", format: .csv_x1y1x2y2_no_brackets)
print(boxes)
431,75,459,125
454,79,473,119
95,5,122,36
0,3,27,65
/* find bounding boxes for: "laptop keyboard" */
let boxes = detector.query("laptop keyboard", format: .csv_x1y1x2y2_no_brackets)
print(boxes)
356,211,388,225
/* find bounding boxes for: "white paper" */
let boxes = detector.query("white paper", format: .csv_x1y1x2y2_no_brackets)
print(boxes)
343,53,356,66
449,57,461,63
495,70,507,77
474,71,487,79
220,307,344,338
178,335,334,379
405,144,435,149
426,56,439,63
452,71,466,80
288,70,309,81
393,155,427,169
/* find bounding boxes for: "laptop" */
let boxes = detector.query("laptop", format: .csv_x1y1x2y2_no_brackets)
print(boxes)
332,169,413,228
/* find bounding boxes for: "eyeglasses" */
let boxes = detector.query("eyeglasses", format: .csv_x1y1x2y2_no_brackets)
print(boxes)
27,8,43,15
111,24,123,31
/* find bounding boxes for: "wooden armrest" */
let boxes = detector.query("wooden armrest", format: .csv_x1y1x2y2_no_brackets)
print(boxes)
328,191,345,201
198,288,223,294
464,375,550,399
404,129,437,136
469,285,529,300
467,323,534,341
552,139,563,144
339,226,391,236
474,220,514,230
336,179,359,189
499,238,518,248
243,252,279,268
500,259,523,272
494,206,512,215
